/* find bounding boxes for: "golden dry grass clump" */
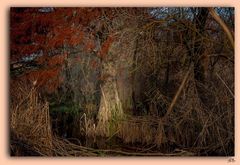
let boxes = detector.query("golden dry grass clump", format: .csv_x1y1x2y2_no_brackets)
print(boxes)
10,81,53,156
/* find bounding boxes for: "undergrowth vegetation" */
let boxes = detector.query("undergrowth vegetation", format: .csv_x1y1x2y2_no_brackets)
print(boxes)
10,7,234,156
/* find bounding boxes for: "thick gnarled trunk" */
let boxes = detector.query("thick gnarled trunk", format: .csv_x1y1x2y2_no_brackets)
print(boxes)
96,60,124,137
96,23,138,137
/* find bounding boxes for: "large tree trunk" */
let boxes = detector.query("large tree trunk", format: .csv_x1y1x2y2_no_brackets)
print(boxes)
192,8,212,107
183,8,212,107
96,16,138,137
96,57,124,137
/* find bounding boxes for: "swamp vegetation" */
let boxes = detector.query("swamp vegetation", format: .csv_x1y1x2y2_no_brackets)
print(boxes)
10,7,234,156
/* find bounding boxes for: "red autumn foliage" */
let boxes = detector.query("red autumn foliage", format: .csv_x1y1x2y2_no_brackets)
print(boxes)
90,59,98,69
98,35,114,59
10,7,118,93
85,40,96,52
10,7,104,61
36,53,67,66
69,31,84,46
48,54,67,66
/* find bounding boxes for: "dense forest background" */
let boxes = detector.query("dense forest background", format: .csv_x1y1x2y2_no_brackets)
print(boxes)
10,7,234,156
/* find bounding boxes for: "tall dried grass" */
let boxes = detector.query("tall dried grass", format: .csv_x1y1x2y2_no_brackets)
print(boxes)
9,8,234,156
10,81,53,156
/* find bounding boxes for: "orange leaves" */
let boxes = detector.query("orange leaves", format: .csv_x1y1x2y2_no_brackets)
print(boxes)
34,35,46,45
27,67,61,93
19,62,64,94
10,8,110,63
36,53,67,66
30,53,68,93
48,54,67,66
10,8,117,94
71,8,102,26
10,44,40,61
69,31,84,46
85,40,96,52
47,36,64,49
98,35,114,59
47,26,84,49
36,55,48,65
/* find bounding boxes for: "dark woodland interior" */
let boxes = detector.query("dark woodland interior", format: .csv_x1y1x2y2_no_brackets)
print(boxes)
10,7,234,156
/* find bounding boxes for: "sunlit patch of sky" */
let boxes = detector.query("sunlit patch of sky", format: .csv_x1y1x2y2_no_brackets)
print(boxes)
38,7,54,13
22,50,43,62
149,7,234,21
149,7,194,21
